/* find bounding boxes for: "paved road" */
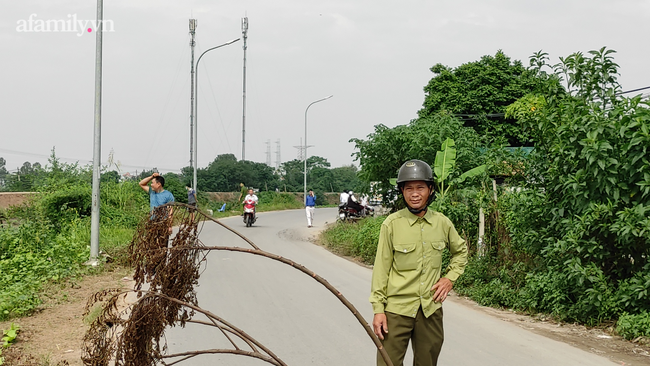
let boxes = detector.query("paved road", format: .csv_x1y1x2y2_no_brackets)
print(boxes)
165,208,618,366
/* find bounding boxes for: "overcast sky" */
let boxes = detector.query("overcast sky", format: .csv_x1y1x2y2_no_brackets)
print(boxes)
1,0,649,174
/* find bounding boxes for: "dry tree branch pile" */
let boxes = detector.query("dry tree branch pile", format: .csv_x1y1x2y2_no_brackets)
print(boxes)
81,203,393,366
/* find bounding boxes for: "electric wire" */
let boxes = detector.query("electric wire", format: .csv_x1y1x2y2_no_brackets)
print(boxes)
618,85,650,95
0,148,182,174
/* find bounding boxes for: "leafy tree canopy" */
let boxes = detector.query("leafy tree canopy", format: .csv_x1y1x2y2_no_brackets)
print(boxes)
418,50,551,145
351,113,483,203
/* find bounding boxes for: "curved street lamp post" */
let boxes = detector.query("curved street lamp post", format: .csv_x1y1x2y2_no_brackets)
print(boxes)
193,38,240,191
303,95,333,205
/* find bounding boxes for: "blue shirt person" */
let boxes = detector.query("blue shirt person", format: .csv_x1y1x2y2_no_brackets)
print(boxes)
139,173,175,232
305,190,316,228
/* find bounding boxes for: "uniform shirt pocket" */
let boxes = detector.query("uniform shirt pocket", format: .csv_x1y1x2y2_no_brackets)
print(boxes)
393,243,418,271
429,241,446,269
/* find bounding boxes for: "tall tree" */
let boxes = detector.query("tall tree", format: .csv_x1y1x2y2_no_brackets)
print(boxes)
419,50,548,145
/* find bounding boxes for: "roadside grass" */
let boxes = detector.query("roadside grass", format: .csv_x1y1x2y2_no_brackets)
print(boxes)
320,215,386,264
0,189,309,323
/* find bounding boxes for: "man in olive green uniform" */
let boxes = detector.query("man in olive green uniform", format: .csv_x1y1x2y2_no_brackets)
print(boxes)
370,159,467,366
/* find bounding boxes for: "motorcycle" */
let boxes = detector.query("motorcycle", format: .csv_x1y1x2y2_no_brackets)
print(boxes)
337,203,374,221
243,199,257,227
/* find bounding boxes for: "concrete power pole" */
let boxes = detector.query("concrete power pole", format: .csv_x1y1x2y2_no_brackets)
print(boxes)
189,19,197,189
89,0,104,265
241,17,248,161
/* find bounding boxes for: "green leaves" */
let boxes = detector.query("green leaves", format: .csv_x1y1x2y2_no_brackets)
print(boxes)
352,113,483,206
434,138,456,184
430,138,487,199
457,165,487,184
419,50,553,145
1,323,19,347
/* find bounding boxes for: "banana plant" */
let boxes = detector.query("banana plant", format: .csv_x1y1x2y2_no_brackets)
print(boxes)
434,138,486,199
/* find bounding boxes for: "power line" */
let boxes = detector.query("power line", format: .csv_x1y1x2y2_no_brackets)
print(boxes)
618,85,650,95
0,148,182,173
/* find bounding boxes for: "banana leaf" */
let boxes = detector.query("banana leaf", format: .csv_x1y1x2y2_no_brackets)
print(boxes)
455,164,487,184
434,138,456,183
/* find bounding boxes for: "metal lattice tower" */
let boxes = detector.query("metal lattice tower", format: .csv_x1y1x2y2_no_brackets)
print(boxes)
293,138,305,160
265,140,271,166
275,139,281,169
293,138,313,161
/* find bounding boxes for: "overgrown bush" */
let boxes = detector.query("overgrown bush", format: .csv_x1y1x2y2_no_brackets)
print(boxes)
457,48,650,328
0,218,89,319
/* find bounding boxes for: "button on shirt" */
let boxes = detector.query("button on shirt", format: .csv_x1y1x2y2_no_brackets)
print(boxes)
369,208,468,318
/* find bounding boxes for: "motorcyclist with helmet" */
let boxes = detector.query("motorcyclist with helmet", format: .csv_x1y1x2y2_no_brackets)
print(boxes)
369,159,467,366
346,190,365,216
242,188,258,224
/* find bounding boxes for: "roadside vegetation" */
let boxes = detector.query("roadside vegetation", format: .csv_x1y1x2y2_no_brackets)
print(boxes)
0,46,648,355
0,152,332,328
323,48,650,341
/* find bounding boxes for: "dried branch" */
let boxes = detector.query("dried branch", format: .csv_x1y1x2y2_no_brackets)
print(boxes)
82,203,393,366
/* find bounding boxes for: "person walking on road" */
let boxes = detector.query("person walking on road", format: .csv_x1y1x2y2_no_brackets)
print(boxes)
305,190,316,227
186,186,197,220
369,159,467,366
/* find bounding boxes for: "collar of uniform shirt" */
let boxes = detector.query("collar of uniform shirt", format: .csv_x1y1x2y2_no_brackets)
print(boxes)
405,209,436,226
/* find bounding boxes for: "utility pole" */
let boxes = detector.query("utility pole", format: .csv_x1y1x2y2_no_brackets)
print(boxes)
241,17,248,161
89,0,104,266
189,19,197,188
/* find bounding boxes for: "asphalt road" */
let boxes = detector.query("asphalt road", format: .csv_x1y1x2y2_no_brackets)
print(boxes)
165,207,618,366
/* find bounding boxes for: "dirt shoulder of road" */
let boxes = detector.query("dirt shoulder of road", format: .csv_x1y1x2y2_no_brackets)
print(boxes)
0,266,134,366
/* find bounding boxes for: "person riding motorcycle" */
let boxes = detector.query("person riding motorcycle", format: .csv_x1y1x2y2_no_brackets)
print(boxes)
347,191,366,216
340,190,350,205
243,189,258,223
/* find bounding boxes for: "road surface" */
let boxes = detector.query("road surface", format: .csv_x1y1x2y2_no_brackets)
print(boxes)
165,208,618,365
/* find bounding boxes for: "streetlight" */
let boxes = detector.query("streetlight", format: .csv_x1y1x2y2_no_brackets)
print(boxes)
303,95,333,205
193,38,240,191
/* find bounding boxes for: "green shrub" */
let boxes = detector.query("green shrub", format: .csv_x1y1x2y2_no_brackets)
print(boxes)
321,216,387,264
39,184,92,230
0,218,89,320
616,312,650,340
257,191,303,211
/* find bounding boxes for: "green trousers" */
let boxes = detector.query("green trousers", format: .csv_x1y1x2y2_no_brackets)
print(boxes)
377,307,444,366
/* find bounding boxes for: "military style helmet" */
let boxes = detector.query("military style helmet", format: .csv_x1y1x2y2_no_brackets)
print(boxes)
396,159,434,184
396,159,435,215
